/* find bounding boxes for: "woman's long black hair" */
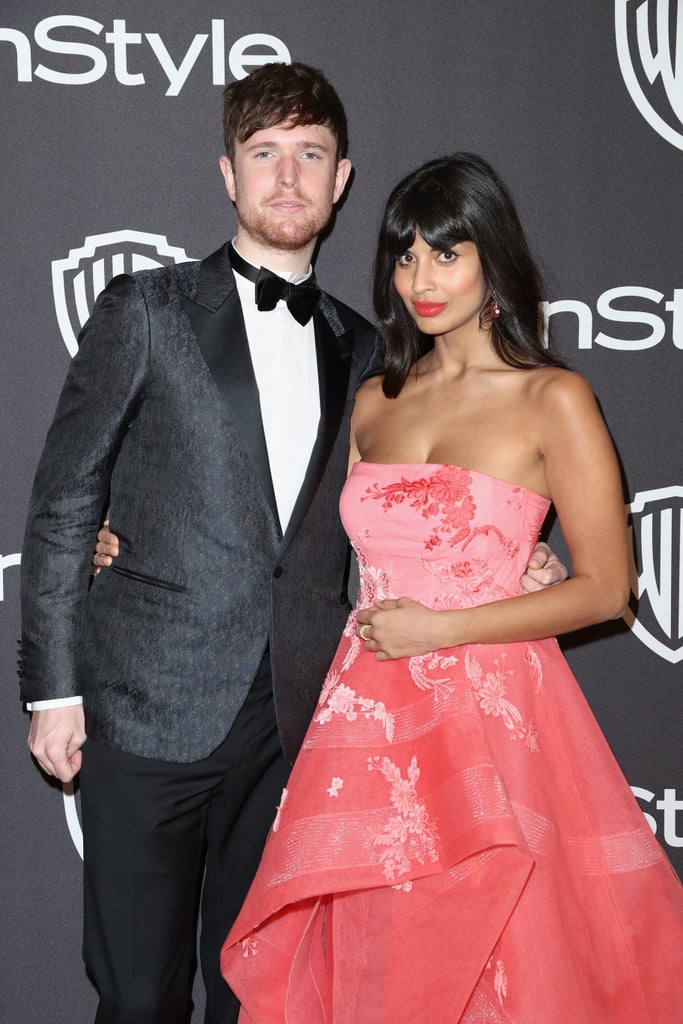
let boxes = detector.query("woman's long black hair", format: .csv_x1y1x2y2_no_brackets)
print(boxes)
373,153,567,398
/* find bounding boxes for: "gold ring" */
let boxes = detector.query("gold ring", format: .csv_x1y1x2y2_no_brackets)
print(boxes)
358,624,372,641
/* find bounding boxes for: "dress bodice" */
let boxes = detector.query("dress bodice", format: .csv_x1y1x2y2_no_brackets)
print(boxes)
341,462,550,611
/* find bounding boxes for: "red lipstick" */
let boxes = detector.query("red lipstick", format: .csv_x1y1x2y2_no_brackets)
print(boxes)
413,301,447,317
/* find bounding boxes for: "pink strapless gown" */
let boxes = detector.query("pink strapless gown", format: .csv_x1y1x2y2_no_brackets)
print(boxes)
222,463,683,1022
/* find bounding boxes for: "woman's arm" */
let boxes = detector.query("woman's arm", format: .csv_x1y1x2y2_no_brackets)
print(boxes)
358,373,629,659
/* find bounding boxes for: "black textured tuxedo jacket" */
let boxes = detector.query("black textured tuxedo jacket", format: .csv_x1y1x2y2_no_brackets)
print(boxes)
20,243,382,763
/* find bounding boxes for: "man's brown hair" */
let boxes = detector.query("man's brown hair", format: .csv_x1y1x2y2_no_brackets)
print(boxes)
222,62,348,161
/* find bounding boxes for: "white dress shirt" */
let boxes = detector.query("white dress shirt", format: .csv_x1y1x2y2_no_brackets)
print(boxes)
232,251,320,532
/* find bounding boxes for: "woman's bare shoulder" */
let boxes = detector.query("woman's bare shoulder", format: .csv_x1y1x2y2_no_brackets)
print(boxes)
354,374,387,412
356,374,385,397
523,366,596,410
519,368,609,461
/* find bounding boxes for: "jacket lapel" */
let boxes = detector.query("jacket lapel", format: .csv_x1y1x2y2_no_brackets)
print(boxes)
280,295,353,550
181,244,279,523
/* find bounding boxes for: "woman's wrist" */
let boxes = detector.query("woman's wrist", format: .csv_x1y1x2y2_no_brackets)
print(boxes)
432,609,462,650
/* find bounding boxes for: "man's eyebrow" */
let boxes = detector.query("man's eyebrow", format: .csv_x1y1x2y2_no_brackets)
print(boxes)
245,139,331,151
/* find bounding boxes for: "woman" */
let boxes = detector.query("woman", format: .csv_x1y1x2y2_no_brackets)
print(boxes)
221,154,683,1021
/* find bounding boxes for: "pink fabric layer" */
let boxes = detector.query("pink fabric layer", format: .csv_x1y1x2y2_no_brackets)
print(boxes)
222,463,683,1022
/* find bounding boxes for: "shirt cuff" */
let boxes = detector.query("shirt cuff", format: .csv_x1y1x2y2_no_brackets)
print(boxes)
26,696,84,711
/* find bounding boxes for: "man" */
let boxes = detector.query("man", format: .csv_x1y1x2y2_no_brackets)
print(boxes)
21,62,564,1024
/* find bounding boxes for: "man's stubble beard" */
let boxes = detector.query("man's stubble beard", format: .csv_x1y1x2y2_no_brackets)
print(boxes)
235,192,333,253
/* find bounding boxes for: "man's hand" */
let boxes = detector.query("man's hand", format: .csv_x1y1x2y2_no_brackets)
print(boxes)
28,706,86,782
92,519,119,574
521,541,569,593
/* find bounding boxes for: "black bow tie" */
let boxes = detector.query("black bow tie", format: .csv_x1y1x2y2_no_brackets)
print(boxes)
228,245,321,326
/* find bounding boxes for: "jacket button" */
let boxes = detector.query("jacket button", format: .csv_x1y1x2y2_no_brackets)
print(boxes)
273,565,283,579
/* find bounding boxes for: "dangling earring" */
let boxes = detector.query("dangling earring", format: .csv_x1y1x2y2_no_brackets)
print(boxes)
489,299,501,320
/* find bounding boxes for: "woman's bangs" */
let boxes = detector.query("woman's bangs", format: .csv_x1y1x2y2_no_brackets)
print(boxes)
389,187,470,254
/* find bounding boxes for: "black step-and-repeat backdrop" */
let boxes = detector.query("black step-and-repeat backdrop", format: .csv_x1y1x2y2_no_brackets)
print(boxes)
1,2,681,1020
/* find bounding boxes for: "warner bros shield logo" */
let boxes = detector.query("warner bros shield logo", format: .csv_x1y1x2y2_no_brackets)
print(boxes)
52,230,194,356
615,0,683,150
624,486,683,663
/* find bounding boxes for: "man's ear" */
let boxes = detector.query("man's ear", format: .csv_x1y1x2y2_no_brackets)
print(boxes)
333,158,353,204
219,155,236,201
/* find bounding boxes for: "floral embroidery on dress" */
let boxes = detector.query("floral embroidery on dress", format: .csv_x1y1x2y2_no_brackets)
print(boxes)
422,557,510,607
340,623,362,674
408,652,458,697
460,523,519,561
525,716,540,752
355,547,395,608
362,466,477,550
507,487,524,510
240,936,258,958
485,957,508,1006
464,651,538,750
367,755,440,881
335,609,373,679
494,960,508,1005
361,466,523,566
503,538,520,559
524,644,543,693
327,777,344,798
316,681,395,742
339,546,397,674
318,668,340,708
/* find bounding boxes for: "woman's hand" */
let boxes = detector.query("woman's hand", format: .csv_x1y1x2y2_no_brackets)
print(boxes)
91,519,119,574
356,598,452,660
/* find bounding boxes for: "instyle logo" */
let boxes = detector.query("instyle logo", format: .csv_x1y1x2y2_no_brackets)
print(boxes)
52,230,195,356
543,286,683,350
0,17,290,96
624,486,683,664
615,0,683,150
632,785,683,846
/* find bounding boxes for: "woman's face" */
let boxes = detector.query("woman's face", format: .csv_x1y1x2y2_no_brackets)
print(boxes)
393,233,489,340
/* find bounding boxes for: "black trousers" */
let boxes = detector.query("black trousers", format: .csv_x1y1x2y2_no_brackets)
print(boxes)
80,653,291,1024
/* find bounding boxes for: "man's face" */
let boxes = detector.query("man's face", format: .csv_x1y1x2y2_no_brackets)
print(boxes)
220,122,352,263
